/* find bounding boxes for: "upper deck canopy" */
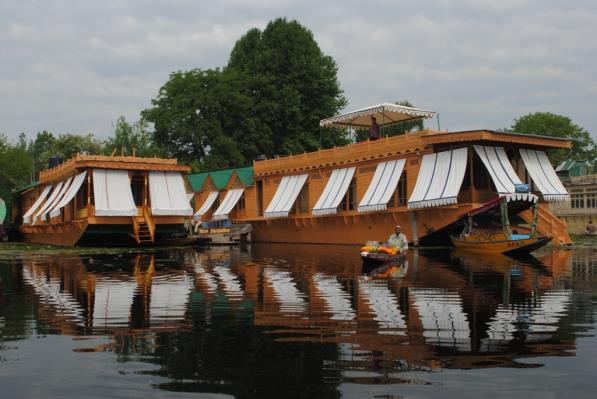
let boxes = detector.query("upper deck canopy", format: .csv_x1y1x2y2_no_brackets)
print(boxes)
320,103,437,129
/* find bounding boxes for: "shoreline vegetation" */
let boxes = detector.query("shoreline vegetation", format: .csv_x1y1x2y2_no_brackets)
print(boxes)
1,235,594,257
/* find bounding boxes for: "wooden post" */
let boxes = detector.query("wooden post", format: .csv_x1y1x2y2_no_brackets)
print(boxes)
469,146,476,204
500,197,510,237
531,201,539,236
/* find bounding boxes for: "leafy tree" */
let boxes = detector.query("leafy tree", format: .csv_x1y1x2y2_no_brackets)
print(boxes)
142,69,245,170
0,135,34,222
510,112,596,165
104,116,161,157
226,18,348,155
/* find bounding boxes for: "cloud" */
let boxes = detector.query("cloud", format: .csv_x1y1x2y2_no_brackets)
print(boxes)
0,0,596,143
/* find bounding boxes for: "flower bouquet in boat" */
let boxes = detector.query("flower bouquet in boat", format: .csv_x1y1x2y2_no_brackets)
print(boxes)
360,241,406,265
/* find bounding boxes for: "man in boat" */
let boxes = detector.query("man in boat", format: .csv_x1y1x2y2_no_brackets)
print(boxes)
586,220,596,235
369,116,380,141
388,225,408,253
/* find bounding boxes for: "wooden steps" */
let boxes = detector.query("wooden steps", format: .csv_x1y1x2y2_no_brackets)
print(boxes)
519,203,572,246
132,212,155,244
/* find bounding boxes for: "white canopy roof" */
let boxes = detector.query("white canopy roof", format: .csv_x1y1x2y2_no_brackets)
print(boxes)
474,145,538,203
93,169,138,216
312,167,356,216
149,171,194,216
194,191,219,220
264,174,309,218
519,149,570,202
358,159,406,212
320,102,437,129
212,188,244,220
408,148,468,209
32,180,66,224
49,171,87,219
23,185,52,224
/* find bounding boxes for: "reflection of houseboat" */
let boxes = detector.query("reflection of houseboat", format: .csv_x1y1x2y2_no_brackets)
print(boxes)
191,103,572,246
12,154,193,246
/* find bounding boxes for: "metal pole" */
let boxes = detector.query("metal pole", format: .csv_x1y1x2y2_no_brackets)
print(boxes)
436,113,441,131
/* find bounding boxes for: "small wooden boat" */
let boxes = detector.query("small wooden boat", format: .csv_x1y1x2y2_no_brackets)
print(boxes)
450,232,551,255
360,250,406,271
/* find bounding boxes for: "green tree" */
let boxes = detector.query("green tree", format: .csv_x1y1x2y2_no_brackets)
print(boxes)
142,69,245,170
510,112,596,165
0,135,34,222
227,18,348,155
104,116,161,157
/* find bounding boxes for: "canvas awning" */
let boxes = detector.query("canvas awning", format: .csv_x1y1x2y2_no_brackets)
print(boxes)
519,149,570,202
23,185,52,224
474,145,537,203
358,159,406,212
312,167,356,216
212,188,244,220
32,180,67,223
194,191,219,219
320,103,437,129
264,174,309,218
149,171,194,216
49,171,87,219
408,148,468,209
93,169,137,216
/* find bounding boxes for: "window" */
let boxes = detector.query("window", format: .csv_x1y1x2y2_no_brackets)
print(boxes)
571,194,585,209
291,183,309,214
236,193,245,211
586,193,596,208
340,178,357,211
387,171,408,208
257,180,263,216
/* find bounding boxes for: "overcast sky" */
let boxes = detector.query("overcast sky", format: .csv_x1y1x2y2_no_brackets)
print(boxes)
1,0,596,142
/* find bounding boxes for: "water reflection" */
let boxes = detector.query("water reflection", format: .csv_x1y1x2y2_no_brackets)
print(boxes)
1,244,596,397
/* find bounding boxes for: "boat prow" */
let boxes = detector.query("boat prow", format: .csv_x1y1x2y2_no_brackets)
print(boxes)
450,234,552,255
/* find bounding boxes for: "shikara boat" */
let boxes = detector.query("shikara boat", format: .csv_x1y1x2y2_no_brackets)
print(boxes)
450,232,552,255
450,196,552,255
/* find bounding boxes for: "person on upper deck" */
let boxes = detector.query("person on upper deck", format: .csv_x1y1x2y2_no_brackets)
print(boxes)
388,225,408,252
369,116,380,141
586,220,596,235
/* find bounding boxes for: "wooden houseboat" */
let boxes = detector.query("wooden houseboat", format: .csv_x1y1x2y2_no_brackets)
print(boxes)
191,103,572,247
12,154,194,246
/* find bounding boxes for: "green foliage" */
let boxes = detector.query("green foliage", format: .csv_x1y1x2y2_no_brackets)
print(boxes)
0,135,34,222
510,112,596,165
104,116,161,157
142,69,245,169
143,18,348,168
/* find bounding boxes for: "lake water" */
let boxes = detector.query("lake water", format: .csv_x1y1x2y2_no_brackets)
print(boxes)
1,243,596,399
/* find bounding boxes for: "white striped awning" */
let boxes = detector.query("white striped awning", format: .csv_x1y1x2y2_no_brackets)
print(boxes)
212,189,244,220
49,171,87,219
519,149,569,202
358,159,406,212
408,148,468,209
23,185,52,224
474,145,537,203
149,171,194,216
32,179,68,223
312,167,356,216
194,191,218,220
93,169,138,216
264,174,309,218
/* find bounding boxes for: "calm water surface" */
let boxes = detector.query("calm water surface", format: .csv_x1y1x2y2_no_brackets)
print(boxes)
0,244,596,398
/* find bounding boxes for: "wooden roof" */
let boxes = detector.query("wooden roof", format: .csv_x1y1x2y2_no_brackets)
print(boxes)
253,129,571,176
39,154,190,184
